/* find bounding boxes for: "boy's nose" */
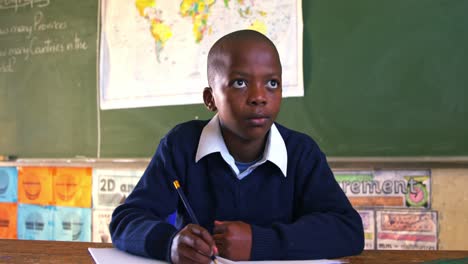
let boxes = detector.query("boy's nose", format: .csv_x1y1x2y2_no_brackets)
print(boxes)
247,84,267,106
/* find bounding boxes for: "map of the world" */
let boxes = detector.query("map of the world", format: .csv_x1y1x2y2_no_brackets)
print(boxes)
100,0,303,109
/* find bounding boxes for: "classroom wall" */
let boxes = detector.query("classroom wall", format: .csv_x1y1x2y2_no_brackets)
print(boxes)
1,162,467,250
2,0,467,252
432,168,468,250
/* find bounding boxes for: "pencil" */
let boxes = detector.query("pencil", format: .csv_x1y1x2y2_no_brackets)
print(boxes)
173,180,199,224
172,180,218,264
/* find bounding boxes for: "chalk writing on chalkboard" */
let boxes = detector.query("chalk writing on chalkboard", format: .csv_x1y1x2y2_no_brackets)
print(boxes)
0,8,89,73
0,0,99,158
0,0,50,12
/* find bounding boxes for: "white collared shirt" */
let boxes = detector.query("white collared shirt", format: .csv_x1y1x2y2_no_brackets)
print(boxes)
195,114,288,180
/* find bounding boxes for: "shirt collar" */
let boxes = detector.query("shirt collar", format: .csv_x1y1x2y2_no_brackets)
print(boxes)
195,114,288,177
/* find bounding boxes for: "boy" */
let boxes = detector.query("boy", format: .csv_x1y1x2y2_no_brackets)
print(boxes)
110,30,364,263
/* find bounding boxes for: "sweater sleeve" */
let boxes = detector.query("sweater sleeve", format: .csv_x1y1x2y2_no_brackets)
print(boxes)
109,135,179,261
250,143,364,260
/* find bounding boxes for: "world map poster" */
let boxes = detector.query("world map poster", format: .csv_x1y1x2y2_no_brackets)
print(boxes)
99,0,303,109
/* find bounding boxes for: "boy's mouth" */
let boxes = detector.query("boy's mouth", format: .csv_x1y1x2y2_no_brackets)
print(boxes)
246,115,269,126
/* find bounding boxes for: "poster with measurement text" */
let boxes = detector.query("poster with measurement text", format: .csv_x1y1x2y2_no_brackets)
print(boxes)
334,170,431,208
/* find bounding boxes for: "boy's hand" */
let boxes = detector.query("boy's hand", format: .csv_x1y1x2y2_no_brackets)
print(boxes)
213,220,252,261
170,224,217,264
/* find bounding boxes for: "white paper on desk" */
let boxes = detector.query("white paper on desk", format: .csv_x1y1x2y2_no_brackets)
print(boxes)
89,248,166,264
88,248,345,264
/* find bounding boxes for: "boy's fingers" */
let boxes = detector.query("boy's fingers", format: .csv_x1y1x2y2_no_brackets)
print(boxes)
212,233,226,252
177,243,213,264
212,233,226,241
179,232,211,255
189,224,203,235
213,221,227,234
182,224,216,255
190,224,216,247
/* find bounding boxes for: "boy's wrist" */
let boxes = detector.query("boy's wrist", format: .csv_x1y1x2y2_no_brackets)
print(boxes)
166,229,180,263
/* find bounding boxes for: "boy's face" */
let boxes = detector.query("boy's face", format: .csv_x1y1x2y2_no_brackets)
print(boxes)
205,38,282,143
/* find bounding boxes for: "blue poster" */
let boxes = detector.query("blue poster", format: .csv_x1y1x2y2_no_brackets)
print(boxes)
0,167,18,202
52,206,91,242
17,204,54,240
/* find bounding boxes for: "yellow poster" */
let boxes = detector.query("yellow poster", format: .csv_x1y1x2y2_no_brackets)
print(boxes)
0,202,17,239
53,167,92,208
18,167,54,205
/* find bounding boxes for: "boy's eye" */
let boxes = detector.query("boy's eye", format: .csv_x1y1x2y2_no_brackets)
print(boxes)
266,80,279,89
232,79,247,89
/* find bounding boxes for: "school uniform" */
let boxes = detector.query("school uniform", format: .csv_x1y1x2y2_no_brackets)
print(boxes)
110,115,364,261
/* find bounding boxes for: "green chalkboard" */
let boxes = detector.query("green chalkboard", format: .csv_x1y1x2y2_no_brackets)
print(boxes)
0,0,98,158
295,0,468,156
1,0,468,158
101,0,468,157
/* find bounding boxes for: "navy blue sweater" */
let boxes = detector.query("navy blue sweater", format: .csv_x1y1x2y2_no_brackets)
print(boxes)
110,120,364,261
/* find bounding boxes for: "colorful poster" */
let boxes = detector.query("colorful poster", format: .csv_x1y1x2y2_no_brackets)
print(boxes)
92,168,144,209
358,210,375,250
17,204,54,240
0,202,17,239
376,210,438,250
334,170,431,208
18,167,54,205
52,206,91,242
100,0,303,109
53,167,92,208
0,167,18,202
92,209,113,243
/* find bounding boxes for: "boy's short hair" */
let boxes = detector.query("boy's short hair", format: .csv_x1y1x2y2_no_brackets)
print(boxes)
207,29,281,88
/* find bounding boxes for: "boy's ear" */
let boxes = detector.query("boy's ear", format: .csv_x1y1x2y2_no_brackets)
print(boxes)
203,87,217,112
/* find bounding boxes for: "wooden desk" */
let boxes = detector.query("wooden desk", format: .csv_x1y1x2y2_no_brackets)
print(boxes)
1,239,112,263
343,250,468,263
1,239,467,263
